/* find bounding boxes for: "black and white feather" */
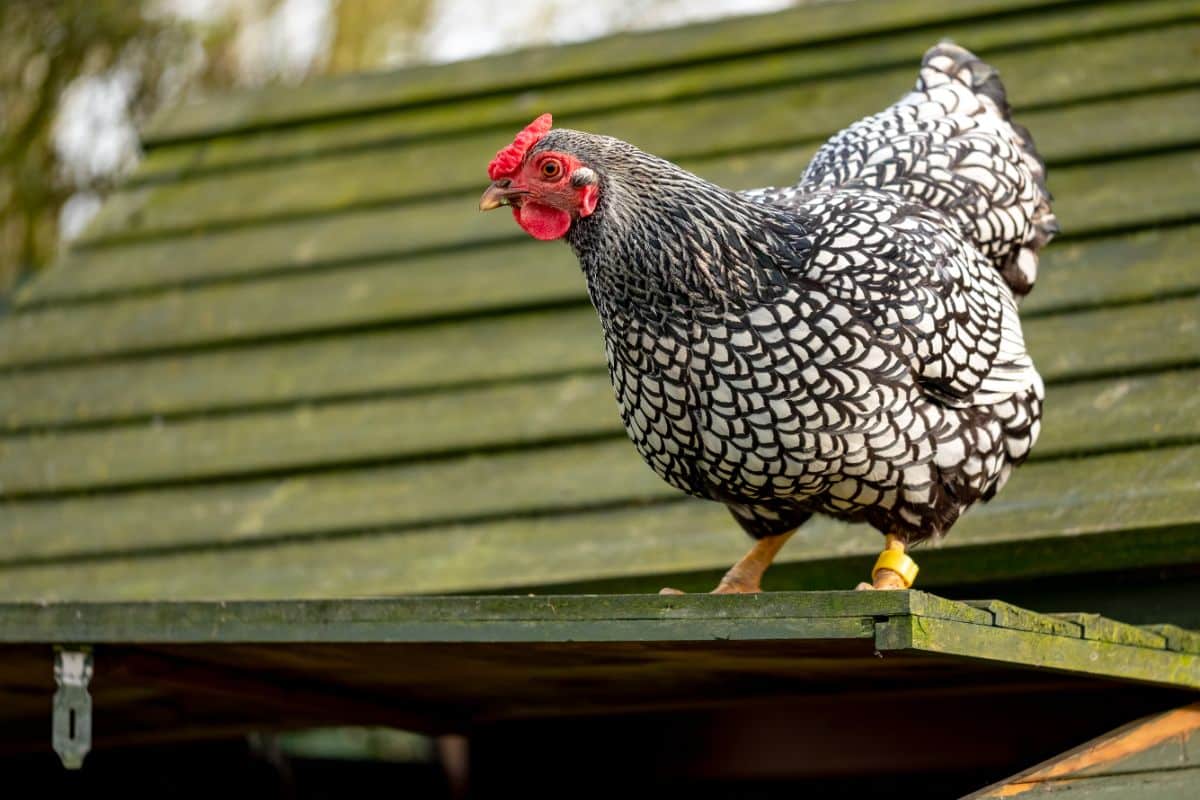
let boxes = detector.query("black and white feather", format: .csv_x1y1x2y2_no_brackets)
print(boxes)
536,44,1056,545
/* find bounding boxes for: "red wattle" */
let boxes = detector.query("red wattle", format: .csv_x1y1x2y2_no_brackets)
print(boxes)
515,202,571,240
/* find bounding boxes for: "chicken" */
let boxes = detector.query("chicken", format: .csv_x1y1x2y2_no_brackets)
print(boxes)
479,44,1058,593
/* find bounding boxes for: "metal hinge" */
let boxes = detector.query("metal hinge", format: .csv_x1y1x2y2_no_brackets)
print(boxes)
52,647,93,769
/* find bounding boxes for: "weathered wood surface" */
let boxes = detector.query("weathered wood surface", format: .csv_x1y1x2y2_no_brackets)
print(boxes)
0,593,1193,700
77,22,1200,246
138,0,1110,144
877,616,1198,689
21,113,1200,308
964,600,1084,638
1052,614,1170,650
966,703,1200,799
0,592,1194,762
133,3,1197,181
0,363,1195,497
0,591,985,641
2,444,1197,599
0,0,1195,605
3,224,1196,430
6,170,1200,368
1144,626,1200,655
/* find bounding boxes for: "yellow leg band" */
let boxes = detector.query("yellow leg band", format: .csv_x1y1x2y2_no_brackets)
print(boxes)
873,549,919,588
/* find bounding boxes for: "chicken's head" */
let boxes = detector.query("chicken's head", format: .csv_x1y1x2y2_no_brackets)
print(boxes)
479,113,600,241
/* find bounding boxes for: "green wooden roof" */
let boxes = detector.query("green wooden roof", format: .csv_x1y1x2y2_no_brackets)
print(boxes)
1,591,1197,754
0,0,1198,602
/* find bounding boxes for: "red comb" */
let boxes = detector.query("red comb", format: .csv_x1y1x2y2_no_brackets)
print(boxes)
488,113,553,180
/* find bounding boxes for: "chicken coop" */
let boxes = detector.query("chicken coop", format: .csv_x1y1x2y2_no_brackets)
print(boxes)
2,0,1199,797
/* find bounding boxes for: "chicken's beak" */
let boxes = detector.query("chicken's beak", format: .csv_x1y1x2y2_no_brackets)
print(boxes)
479,181,519,211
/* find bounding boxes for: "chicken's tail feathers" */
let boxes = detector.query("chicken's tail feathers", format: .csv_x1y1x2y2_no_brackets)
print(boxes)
920,42,1060,298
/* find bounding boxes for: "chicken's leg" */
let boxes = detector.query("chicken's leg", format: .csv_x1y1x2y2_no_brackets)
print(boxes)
660,530,795,595
855,533,918,590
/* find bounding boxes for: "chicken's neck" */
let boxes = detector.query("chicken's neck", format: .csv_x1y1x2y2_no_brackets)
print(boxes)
566,165,811,330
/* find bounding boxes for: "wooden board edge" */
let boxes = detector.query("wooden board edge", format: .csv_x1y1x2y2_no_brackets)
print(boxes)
878,616,1200,690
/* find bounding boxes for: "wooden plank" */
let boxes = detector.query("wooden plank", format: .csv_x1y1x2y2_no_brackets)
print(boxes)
1022,224,1200,317
0,441,1196,599
133,2,1198,181
1143,625,1200,655
85,24,1200,244
0,591,992,642
0,593,1190,694
1026,296,1199,382
139,0,1088,144
24,137,1200,317
877,616,1199,688
963,600,1083,637
1051,614,1169,649
966,703,1200,799
24,135,1200,313
0,356,1194,497
971,770,1200,799
6,150,1200,369
0,306,604,425
4,224,1196,430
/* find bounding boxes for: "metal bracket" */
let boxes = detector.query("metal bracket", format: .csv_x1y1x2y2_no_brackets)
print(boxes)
52,647,93,769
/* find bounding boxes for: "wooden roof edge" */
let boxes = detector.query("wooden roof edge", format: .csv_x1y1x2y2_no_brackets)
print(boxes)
141,0,1063,146
964,701,1200,798
1,591,1196,688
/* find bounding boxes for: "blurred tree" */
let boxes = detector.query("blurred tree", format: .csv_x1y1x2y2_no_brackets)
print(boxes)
0,0,328,299
0,1,198,295
329,0,432,74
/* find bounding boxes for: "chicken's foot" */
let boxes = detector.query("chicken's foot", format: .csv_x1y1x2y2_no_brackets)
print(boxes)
660,530,796,595
855,533,918,590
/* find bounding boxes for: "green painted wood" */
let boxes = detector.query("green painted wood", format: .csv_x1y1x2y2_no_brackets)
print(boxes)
0,598,877,645
0,308,604,429
132,2,1198,183
0,359,1194,498
0,591,994,642
963,600,1084,637
0,591,1193,693
81,24,1200,244
1021,224,1200,317
139,0,1091,145
1025,296,1199,382
1144,625,1200,655
0,442,1196,600
1051,613,1169,649
21,139,1200,313
971,768,1200,798
6,154,1200,372
877,615,1200,688
4,224,1196,431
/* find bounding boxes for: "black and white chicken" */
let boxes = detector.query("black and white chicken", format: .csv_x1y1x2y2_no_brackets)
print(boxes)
479,43,1058,592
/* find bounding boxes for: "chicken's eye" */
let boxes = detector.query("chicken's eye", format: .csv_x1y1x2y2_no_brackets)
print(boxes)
540,160,562,180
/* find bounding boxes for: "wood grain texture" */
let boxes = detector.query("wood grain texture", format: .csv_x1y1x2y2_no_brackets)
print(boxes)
0,361,1195,497
131,2,1197,181
878,616,1199,688
139,0,1093,144
78,23,1200,245
1,443,1196,599
3,180,1199,369
3,224,1196,431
